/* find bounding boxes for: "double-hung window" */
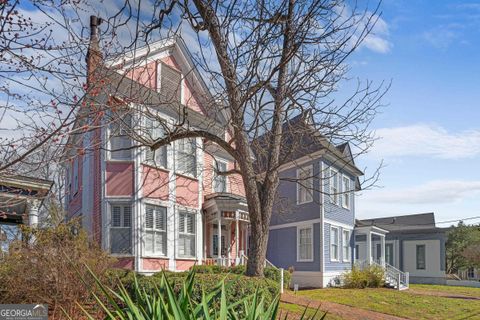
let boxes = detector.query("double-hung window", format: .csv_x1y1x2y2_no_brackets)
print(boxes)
176,139,197,177
416,244,426,270
213,160,227,193
297,226,313,261
297,165,313,204
110,204,132,254
342,230,351,261
329,169,339,205
178,211,196,257
145,117,168,168
342,176,351,209
145,204,167,256
109,114,132,160
330,226,339,261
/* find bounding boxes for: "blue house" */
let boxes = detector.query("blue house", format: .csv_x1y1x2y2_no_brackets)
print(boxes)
265,113,363,288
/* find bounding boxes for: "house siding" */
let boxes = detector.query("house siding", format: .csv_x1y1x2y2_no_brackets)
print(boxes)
271,159,321,226
267,223,321,272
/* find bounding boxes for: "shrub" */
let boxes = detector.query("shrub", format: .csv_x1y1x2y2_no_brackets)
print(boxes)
111,270,279,309
0,220,116,319
343,265,385,288
190,264,292,288
78,267,325,319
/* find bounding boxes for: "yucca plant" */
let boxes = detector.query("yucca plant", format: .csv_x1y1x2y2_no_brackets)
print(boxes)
71,265,326,319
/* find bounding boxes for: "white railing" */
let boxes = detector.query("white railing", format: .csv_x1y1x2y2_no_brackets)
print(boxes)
355,259,409,290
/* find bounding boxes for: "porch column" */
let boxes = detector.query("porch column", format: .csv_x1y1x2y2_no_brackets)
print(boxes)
217,211,222,261
235,211,239,262
380,235,386,267
366,231,372,265
27,199,41,227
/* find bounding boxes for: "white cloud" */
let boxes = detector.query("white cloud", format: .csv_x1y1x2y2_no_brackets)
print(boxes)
361,180,480,205
370,124,480,159
361,15,392,53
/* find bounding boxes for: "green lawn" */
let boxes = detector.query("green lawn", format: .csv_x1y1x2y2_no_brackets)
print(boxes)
295,286,480,320
279,302,341,320
410,283,480,298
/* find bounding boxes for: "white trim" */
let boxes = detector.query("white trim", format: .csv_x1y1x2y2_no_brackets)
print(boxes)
270,218,322,230
329,167,340,206
323,218,354,231
297,224,314,262
341,174,351,209
320,160,325,273
296,164,314,205
278,150,326,172
330,225,340,262
342,229,351,262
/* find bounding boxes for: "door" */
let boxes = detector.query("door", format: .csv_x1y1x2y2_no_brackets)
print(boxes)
385,243,394,266
376,243,382,263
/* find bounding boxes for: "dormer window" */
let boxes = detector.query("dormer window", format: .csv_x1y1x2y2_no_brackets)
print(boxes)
160,62,182,104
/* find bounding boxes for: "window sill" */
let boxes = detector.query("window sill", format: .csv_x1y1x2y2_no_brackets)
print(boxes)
107,159,135,163
296,199,313,205
330,259,339,263
110,254,134,258
176,256,197,261
297,259,314,263
142,162,169,172
142,255,168,259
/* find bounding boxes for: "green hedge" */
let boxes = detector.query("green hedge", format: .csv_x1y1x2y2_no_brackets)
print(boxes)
343,265,385,288
190,265,292,288
108,269,279,310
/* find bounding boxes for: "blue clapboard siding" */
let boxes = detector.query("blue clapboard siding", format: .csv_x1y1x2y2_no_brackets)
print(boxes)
324,223,354,272
322,160,355,226
271,159,321,226
267,223,321,271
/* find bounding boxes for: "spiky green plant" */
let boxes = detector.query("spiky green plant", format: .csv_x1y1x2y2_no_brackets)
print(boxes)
71,265,326,319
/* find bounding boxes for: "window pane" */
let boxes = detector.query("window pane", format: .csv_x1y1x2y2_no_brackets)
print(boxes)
112,206,121,227
156,207,167,231
145,206,154,229
416,245,426,269
179,213,185,233
145,231,154,254
123,206,132,227
111,228,131,254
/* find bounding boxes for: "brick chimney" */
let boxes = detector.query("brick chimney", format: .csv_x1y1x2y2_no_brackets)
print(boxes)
86,15,103,88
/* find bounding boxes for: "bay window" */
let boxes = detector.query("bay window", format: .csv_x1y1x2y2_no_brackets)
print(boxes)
110,203,132,254
342,176,351,209
145,204,167,255
178,211,196,257
176,138,197,177
109,114,132,160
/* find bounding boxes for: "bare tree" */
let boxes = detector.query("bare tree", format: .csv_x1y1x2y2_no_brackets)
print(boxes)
0,0,387,276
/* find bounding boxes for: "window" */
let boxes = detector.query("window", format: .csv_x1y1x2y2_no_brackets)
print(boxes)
385,243,394,266
178,211,196,257
177,139,197,177
467,267,475,279
160,63,182,103
145,117,167,168
330,226,339,261
144,205,167,255
212,234,226,256
416,244,426,270
297,165,313,204
109,114,132,160
72,157,79,195
342,176,351,209
297,226,313,261
355,244,359,260
213,160,227,193
110,204,132,254
329,168,339,205
342,230,350,261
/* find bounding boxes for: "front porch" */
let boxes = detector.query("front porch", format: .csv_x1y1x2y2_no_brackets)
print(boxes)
203,193,250,266
355,225,409,290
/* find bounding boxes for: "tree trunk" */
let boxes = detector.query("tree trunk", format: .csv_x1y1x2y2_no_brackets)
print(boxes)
246,209,270,276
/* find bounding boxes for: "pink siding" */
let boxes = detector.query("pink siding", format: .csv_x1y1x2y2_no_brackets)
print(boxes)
114,257,135,270
141,165,169,200
175,175,199,207
176,259,196,271
125,61,157,90
106,162,134,196
229,221,237,259
142,258,169,271
228,161,245,196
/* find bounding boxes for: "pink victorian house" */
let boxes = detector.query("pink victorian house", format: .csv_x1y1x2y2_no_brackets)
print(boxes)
64,16,249,273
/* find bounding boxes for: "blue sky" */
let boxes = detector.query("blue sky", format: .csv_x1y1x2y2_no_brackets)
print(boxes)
350,0,480,225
